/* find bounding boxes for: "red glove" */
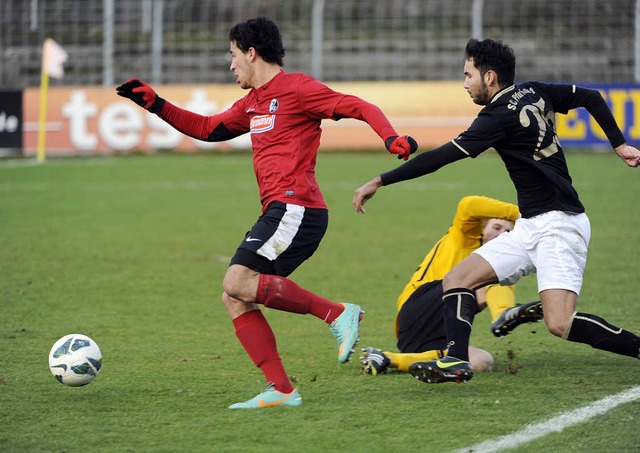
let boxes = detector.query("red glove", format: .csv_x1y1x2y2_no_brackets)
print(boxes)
385,135,418,160
116,78,165,114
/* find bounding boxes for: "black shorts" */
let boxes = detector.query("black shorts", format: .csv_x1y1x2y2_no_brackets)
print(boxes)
396,280,447,353
229,201,329,277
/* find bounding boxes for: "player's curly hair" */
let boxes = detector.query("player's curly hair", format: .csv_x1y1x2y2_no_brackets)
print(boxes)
229,17,285,66
465,38,515,88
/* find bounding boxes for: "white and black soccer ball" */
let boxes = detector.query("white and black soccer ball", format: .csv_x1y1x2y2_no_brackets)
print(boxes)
48,333,102,387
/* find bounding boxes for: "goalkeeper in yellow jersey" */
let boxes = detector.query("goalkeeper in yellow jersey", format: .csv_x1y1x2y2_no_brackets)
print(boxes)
361,195,542,375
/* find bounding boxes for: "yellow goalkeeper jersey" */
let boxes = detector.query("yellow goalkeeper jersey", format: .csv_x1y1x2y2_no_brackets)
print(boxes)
396,195,520,314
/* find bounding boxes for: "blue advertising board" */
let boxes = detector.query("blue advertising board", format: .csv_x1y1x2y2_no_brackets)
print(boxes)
556,84,640,147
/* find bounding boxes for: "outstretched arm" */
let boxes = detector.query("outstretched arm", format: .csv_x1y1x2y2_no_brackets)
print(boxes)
334,95,418,160
576,88,640,167
551,85,640,168
353,142,467,213
116,78,249,141
581,90,640,166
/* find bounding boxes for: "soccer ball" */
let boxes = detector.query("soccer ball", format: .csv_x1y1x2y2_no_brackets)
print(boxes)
48,333,102,387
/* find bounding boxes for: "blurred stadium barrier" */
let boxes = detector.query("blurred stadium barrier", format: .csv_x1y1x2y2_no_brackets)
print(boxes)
1,0,638,89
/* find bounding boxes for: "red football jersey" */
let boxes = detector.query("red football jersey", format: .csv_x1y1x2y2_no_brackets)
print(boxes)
159,70,397,211
227,70,346,210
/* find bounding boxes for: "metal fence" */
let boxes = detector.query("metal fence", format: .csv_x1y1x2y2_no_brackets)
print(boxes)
1,0,638,89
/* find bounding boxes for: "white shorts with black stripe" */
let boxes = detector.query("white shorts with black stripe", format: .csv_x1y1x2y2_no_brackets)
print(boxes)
473,210,591,295
230,201,329,277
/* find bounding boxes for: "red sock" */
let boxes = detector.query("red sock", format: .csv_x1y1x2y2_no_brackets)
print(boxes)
232,310,293,394
256,274,345,324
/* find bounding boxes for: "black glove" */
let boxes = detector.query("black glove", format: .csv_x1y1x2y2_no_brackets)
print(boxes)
385,135,419,160
116,78,165,114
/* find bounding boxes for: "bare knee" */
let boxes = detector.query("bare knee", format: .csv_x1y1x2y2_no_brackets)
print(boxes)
442,272,458,290
443,266,471,290
443,254,497,291
221,291,238,316
222,264,260,303
222,291,258,319
222,272,244,300
469,347,494,372
539,290,578,338
221,291,236,310
544,317,570,338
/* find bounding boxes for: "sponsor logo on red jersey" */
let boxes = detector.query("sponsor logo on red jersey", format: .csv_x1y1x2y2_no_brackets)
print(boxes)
250,114,276,133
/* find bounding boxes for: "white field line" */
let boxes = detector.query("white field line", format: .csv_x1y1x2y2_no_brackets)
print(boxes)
0,157,117,168
0,158,42,168
455,385,640,453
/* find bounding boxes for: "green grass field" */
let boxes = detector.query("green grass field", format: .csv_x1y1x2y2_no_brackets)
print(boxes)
1,151,639,452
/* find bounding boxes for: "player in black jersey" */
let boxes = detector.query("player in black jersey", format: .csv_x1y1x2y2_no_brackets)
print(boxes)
353,38,640,384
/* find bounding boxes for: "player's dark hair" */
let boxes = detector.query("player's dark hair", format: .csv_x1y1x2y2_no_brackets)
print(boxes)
229,17,285,66
465,38,515,87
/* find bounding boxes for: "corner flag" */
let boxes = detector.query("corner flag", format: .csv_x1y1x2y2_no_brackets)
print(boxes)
43,38,68,79
38,38,68,163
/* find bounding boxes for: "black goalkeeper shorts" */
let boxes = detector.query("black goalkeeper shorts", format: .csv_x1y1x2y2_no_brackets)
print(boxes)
396,280,447,353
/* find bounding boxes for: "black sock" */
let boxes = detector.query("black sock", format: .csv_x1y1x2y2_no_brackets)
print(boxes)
566,312,640,359
442,287,477,361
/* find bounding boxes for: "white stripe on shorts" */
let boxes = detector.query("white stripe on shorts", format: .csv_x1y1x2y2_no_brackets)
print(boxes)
256,204,305,261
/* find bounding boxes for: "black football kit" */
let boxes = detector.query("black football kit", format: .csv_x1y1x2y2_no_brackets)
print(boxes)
381,83,625,218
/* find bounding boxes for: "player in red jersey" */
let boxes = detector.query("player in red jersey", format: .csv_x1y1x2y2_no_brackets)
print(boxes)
116,16,417,408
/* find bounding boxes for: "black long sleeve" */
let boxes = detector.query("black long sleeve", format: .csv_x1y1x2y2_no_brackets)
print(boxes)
550,85,626,148
380,142,468,186
578,88,626,148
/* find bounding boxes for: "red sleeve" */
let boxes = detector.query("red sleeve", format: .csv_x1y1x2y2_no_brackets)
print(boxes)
157,99,250,142
295,75,398,142
294,76,343,119
333,94,398,141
